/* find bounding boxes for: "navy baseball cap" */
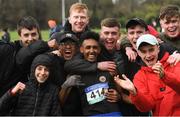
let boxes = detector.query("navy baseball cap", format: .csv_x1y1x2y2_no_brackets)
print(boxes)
51,32,78,44
126,18,148,30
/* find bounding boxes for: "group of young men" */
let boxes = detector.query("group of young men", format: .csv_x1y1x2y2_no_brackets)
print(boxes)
0,2,179,116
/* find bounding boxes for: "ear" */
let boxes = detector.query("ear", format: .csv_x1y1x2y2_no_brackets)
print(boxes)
86,17,89,24
80,46,84,53
159,19,164,28
68,17,71,24
97,46,101,54
137,50,141,57
119,32,121,37
157,45,160,53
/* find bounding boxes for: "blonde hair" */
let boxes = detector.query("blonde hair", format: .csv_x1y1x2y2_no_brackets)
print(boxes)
101,18,121,29
69,3,89,16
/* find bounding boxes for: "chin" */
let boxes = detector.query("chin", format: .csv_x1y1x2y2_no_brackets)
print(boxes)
167,31,179,38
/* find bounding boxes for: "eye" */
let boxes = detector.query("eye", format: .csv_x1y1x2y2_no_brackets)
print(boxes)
111,32,118,36
31,32,37,37
85,46,91,49
37,66,42,70
23,33,29,37
104,32,109,35
128,31,134,35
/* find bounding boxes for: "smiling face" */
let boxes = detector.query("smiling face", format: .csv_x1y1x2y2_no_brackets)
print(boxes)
20,28,39,47
160,16,180,38
137,44,159,67
127,25,147,50
35,65,49,83
80,39,101,62
100,26,120,52
69,9,89,33
59,40,77,60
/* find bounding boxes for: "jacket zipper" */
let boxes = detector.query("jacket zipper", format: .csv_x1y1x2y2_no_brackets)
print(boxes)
33,84,40,115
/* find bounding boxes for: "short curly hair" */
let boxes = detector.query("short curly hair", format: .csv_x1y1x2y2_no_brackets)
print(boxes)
159,5,180,20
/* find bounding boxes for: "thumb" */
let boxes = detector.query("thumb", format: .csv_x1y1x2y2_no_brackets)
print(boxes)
114,75,119,81
122,74,128,80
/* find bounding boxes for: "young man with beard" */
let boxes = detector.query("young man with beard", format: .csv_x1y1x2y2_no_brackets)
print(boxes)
50,32,82,115
158,5,180,50
65,31,122,116
64,18,126,115
114,34,180,116
0,16,56,97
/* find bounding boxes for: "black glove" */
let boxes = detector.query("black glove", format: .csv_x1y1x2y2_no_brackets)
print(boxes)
61,75,85,88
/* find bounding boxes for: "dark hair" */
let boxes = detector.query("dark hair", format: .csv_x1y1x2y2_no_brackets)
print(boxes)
2,27,8,32
17,16,42,39
159,5,180,20
101,18,121,29
80,31,99,45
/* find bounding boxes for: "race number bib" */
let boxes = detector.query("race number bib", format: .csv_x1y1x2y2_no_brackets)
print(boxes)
85,83,109,105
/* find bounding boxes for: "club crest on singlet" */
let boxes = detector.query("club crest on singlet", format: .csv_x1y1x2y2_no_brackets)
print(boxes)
99,76,106,82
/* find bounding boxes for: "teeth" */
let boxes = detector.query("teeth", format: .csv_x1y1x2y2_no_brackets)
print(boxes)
168,27,176,32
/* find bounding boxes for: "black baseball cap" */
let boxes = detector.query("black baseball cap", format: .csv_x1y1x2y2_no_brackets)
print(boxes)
126,18,148,30
51,32,78,44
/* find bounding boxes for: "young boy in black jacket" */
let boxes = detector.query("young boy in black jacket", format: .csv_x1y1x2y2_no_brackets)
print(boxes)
0,54,62,116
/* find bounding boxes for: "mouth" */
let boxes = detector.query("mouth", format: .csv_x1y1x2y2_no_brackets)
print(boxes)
88,56,96,62
167,27,178,33
89,54,96,58
146,58,155,64
106,41,115,47
64,50,72,56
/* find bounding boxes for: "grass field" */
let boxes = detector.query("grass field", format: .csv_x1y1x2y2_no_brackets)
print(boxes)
8,30,50,42
3,28,126,42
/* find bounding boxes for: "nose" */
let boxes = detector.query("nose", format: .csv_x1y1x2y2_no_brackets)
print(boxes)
77,17,82,22
107,33,113,39
65,44,71,48
40,68,46,75
90,47,94,52
134,33,139,40
146,51,152,58
27,35,34,41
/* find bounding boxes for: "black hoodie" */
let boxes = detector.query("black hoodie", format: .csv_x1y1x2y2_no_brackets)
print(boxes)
0,54,62,116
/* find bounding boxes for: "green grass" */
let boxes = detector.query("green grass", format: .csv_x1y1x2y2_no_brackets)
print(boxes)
9,30,50,42
8,28,126,42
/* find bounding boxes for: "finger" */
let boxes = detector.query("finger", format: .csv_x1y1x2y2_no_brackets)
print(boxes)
114,75,120,81
106,95,117,100
174,59,179,65
107,68,116,72
122,74,129,80
107,61,116,64
107,99,117,103
153,70,160,74
129,54,133,62
131,54,136,62
106,93,117,99
108,89,115,92
128,54,132,61
108,64,116,69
